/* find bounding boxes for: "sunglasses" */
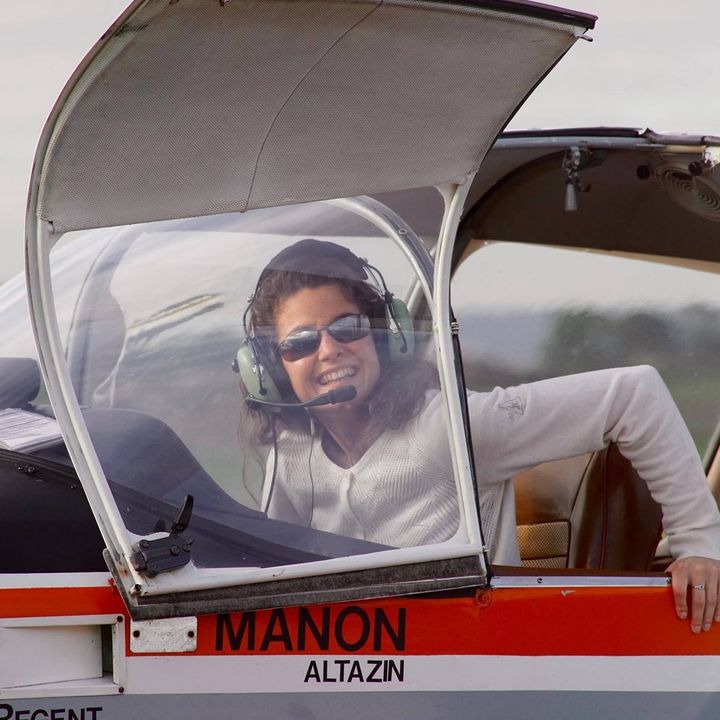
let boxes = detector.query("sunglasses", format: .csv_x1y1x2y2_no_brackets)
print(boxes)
277,313,372,362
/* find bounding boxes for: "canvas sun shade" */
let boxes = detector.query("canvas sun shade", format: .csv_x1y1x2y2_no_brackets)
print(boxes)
34,0,595,233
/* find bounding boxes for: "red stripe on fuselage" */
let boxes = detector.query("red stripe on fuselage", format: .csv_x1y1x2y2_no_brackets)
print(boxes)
197,586,720,657
0,584,124,618
3,584,717,657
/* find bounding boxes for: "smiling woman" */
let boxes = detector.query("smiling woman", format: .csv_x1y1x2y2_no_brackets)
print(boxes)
237,238,452,545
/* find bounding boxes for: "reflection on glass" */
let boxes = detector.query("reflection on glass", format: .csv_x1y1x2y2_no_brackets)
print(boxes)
33,199,461,570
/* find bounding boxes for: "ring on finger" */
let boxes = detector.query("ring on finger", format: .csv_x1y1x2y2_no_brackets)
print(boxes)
692,584,706,591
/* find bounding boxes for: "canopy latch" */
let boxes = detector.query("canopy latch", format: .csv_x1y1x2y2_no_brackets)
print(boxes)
130,494,194,577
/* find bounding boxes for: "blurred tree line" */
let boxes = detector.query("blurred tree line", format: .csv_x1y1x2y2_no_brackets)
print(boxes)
463,303,720,458
542,305,720,377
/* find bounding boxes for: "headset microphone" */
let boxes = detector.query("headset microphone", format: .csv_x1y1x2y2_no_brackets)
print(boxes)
247,384,357,410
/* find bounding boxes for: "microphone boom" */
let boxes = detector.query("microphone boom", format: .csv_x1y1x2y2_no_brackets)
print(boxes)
305,385,357,407
247,384,357,409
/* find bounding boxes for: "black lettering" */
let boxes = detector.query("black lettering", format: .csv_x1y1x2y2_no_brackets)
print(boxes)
85,710,102,720
304,661,321,683
373,608,406,651
17,711,29,720
335,659,350,682
0,705,12,720
366,660,383,683
31,712,49,720
50,711,65,720
335,607,370,652
386,659,404,682
347,660,364,682
321,660,337,682
216,612,255,651
68,710,84,720
297,608,330,651
260,609,293,651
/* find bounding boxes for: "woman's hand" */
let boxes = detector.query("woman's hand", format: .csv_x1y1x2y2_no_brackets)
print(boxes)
667,556,720,633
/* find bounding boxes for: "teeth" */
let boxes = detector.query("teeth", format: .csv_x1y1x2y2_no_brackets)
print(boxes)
319,367,356,385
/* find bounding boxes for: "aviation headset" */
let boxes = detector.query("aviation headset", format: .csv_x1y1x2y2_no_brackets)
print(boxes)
234,239,414,409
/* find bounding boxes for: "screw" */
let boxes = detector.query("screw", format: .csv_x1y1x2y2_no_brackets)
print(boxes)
116,615,124,623
536,577,543,584
118,686,125,694
188,630,195,638
133,629,141,638
170,545,180,556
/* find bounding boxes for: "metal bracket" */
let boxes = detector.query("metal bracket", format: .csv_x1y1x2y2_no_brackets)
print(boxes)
688,146,720,176
130,616,198,653
130,495,194,577
573,29,593,42
562,146,593,211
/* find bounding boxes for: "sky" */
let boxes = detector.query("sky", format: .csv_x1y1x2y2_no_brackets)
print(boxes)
2,1,720,285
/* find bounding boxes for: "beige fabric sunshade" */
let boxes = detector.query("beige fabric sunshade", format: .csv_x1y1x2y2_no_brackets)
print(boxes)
36,0,594,232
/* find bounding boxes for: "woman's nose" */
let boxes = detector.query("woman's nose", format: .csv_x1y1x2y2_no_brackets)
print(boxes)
317,329,344,360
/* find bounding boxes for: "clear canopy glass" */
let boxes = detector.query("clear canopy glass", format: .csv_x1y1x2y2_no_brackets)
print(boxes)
17,198,467,572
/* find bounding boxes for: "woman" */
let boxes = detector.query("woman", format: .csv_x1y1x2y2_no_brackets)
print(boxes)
239,238,720,633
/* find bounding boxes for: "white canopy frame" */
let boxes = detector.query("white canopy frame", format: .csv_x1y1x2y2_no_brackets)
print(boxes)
24,0,595,612
25,195,486,601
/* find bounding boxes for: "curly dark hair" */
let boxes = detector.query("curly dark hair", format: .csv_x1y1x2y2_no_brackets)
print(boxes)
239,240,437,444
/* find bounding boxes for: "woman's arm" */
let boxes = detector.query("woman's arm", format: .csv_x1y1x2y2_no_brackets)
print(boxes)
470,365,720,631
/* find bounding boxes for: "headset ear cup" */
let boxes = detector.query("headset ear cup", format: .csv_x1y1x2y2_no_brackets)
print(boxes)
236,338,284,405
386,298,414,363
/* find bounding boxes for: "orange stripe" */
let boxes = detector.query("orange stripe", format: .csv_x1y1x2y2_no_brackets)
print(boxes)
4,584,717,658
193,586,720,657
0,585,125,618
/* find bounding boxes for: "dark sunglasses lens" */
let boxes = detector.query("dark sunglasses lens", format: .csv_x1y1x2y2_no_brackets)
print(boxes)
328,314,371,343
278,329,321,362
278,315,370,362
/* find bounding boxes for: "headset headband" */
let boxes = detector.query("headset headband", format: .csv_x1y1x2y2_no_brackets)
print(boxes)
257,238,368,284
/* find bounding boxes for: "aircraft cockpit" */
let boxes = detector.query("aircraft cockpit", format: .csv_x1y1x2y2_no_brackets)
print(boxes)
4,193,493,616
3,0,720,713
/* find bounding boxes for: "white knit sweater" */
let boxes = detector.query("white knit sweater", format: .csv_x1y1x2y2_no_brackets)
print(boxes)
265,366,720,564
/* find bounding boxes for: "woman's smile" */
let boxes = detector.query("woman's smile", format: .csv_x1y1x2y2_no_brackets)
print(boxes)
317,366,357,386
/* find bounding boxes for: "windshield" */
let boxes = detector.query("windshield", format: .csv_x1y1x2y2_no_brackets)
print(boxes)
36,198,464,571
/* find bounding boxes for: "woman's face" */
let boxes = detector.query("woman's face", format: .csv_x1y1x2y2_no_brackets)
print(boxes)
274,284,381,407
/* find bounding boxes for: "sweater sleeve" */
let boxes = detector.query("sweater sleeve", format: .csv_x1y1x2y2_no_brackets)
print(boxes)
469,365,720,560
